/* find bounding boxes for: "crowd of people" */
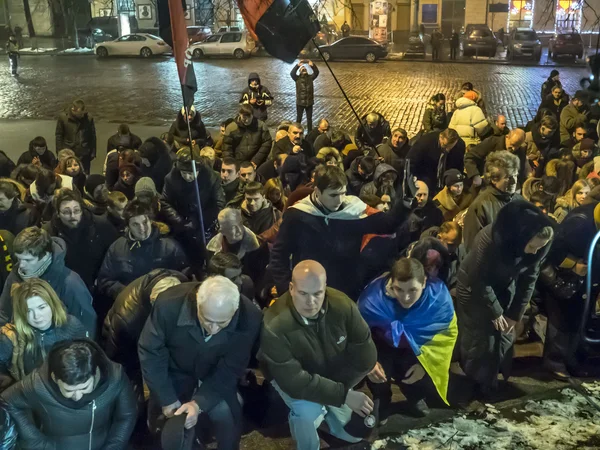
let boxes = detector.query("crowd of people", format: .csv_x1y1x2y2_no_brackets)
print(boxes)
0,65,597,450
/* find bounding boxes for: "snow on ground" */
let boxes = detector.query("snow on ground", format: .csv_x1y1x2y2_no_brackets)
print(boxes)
373,382,600,450
20,48,57,53
61,48,93,53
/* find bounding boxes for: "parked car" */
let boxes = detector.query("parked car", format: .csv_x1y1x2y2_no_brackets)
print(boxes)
217,26,241,33
405,33,425,58
95,33,170,57
187,26,212,45
463,25,497,57
507,28,542,61
549,32,584,59
318,36,388,62
190,31,255,59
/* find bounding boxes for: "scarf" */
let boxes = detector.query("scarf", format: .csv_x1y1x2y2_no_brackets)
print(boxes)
18,252,52,279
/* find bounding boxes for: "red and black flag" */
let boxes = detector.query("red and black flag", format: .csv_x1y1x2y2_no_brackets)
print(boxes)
157,0,197,107
238,0,321,63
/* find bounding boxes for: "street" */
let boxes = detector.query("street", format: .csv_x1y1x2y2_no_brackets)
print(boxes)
0,55,591,136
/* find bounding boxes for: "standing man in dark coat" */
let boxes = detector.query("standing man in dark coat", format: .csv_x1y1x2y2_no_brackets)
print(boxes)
55,99,97,173
407,128,465,194
291,59,319,131
222,105,272,167
239,72,273,121
457,202,553,397
138,276,262,450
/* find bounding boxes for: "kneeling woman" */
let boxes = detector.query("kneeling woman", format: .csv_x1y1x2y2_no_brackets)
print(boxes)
0,278,87,388
456,201,553,397
358,258,458,418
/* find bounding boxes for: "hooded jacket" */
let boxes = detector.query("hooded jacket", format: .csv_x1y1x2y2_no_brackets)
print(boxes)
239,73,273,121
538,93,569,122
2,340,137,450
17,143,57,171
222,116,272,166
169,111,214,148
448,97,488,146
103,269,188,381
43,209,119,289
360,163,398,198
259,287,377,406
55,111,97,160
291,63,319,107
345,156,374,196
139,137,173,193
433,187,473,221
0,238,96,337
97,226,189,300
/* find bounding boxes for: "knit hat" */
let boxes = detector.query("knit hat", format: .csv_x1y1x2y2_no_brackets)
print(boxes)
463,90,478,101
443,169,465,188
580,138,595,151
574,90,587,101
135,177,157,197
84,174,106,197
550,69,559,78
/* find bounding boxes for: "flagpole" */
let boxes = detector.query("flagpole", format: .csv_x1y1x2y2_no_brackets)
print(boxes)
311,38,381,157
184,105,207,249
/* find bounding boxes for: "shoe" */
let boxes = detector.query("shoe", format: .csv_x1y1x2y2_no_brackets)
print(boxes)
549,369,571,381
406,399,430,418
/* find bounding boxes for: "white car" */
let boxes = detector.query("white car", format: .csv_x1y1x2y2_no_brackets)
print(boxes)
94,33,171,58
190,31,255,59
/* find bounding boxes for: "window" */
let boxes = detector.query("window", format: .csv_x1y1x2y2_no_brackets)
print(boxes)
133,35,146,41
147,34,161,40
118,35,133,41
338,37,366,45
221,32,242,43
515,31,536,40
421,4,438,24
205,35,221,43
470,30,491,37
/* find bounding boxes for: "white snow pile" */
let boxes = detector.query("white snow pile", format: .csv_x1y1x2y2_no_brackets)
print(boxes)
61,48,93,53
20,47,57,53
373,383,600,450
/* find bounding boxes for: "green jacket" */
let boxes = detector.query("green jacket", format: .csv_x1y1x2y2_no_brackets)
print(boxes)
259,287,377,407
559,103,587,142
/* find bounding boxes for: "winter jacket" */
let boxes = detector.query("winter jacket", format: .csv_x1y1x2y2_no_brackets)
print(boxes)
355,113,391,149
103,269,187,381
433,187,473,221
560,103,588,143
0,397,16,450
162,165,226,236
422,104,447,132
2,340,137,450
553,195,575,224
538,93,569,122
463,185,519,252
270,193,412,298
448,97,488,146
169,112,214,148
0,315,87,383
5,40,18,55
97,226,188,300
138,137,173,193
270,136,313,161
17,148,57,171
138,282,261,419
43,210,119,289
524,124,560,167
222,116,272,166
106,132,142,152
206,226,259,259
0,199,35,236
241,201,281,235
259,287,377,406
239,73,273,121
0,153,15,179
360,163,398,198
344,157,374,196
541,77,562,102
396,201,444,252
407,130,465,193
377,141,411,176
291,63,319,107
0,238,96,337
55,111,97,160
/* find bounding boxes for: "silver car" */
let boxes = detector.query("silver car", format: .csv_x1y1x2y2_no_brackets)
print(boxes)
190,31,255,59
507,28,542,61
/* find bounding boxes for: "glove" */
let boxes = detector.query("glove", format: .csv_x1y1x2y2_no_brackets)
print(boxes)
401,159,418,208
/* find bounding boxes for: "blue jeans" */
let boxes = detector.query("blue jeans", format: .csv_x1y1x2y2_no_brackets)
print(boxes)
272,381,361,450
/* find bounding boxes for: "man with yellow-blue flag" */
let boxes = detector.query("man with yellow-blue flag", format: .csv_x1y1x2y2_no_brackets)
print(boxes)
358,257,457,419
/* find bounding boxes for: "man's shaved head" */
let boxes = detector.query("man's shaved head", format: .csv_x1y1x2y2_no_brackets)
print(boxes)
290,260,327,319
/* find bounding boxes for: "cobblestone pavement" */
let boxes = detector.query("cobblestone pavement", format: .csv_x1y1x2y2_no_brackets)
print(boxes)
0,56,590,136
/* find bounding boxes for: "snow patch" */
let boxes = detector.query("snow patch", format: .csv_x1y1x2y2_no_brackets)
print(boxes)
20,47,57,53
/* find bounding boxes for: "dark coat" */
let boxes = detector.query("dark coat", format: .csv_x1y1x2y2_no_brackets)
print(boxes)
538,93,569,122
0,315,87,382
0,238,96,337
43,210,119,289
345,157,374,196
169,112,214,148
541,77,562,102
396,201,444,252
0,199,36,236
111,178,136,200
0,152,15,179
377,141,411,176
138,282,262,418
239,72,273,121
104,150,120,189
55,111,97,160
241,202,281,235
162,165,226,235
270,194,412,298
106,132,142,152
355,113,391,149
138,137,173,193
422,105,447,133
464,134,528,185
0,398,16,450
103,269,188,381
407,130,465,193
17,148,57,171
97,226,188,300
291,63,319,107
271,136,314,160
222,117,273,166
2,340,137,450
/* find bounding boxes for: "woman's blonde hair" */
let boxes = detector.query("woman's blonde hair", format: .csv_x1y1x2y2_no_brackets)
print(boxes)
11,279,67,354
568,179,591,209
264,178,287,208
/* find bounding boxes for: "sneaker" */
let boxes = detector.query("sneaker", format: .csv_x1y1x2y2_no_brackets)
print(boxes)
406,399,430,418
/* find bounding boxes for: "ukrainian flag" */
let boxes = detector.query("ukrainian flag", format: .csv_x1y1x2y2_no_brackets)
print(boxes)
358,276,458,405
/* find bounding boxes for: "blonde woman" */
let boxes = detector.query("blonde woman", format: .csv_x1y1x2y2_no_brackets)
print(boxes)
0,279,86,387
553,179,591,223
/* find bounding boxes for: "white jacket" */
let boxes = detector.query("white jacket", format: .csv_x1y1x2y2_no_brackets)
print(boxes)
449,98,488,146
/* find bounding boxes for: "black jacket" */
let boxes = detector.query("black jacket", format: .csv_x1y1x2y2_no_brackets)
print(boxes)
0,152,15,179
354,113,391,149
407,131,465,193
43,210,119,289
55,111,97,160
103,269,188,381
0,398,16,450
162,165,225,235
138,282,261,419
239,72,273,121
464,135,528,186
538,93,569,122
106,132,142,152
2,340,136,450
222,117,272,166
0,198,36,236
169,112,213,148
17,148,57,171
271,136,314,162
541,77,562,102
139,137,173,193
270,194,412,298
378,141,411,176
97,226,189,300
291,63,319,107
396,201,444,252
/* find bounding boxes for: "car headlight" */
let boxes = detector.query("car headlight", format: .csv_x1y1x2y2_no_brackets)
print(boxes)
514,43,522,48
